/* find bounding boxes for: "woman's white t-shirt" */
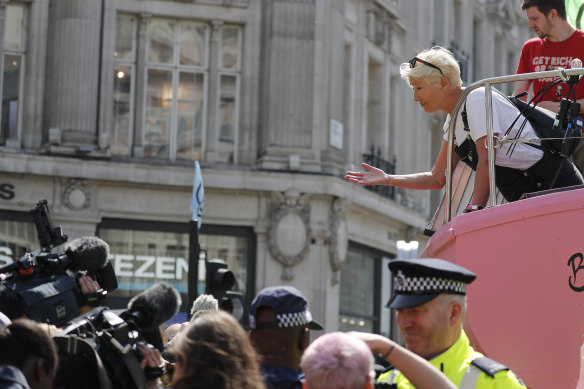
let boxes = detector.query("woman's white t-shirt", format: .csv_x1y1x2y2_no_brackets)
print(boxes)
442,88,543,170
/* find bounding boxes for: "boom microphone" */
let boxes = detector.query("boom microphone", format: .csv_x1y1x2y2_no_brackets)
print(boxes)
121,282,182,332
46,236,109,272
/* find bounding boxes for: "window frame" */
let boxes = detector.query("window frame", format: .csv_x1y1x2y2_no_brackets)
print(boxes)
0,2,27,148
338,241,386,334
112,14,137,156
143,18,211,161
111,15,243,164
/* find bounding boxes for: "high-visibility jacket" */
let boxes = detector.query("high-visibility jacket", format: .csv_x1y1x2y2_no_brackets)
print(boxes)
377,331,526,389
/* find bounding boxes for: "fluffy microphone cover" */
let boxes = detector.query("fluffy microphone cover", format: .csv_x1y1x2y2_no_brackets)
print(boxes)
127,282,182,331
63,236,110,272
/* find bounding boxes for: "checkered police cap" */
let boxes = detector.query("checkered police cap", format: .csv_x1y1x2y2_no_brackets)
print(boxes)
249,286,323,330
387,258,476,309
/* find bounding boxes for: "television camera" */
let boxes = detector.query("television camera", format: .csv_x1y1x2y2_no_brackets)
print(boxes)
0,200,117,326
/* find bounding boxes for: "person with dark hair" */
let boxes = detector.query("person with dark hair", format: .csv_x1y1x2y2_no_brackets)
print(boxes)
248,286,323,389
514,0,584,173
0,318,58,389
168,310,266,389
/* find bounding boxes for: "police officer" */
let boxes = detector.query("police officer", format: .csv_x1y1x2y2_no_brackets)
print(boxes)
378,258,526,388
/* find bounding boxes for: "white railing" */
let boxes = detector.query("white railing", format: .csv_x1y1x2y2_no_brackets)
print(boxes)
444,67,584,222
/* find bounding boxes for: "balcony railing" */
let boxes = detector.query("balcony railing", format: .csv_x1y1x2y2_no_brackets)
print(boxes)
362,146,396,200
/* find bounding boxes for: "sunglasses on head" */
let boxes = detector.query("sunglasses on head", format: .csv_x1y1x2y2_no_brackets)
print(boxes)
409,57,445,77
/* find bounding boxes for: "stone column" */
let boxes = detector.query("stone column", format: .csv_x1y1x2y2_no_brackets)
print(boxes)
204,19,224,164
44,0,102,149
258,0,317,170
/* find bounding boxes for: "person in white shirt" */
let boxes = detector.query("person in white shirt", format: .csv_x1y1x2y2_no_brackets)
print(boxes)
346,46,583,211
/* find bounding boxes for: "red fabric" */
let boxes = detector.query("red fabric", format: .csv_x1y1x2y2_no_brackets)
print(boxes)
516,30,584,101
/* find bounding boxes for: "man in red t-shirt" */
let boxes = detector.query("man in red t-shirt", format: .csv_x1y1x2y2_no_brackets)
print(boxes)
514,0,584,172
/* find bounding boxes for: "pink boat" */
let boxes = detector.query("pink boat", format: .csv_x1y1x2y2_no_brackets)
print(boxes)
420,67,584,388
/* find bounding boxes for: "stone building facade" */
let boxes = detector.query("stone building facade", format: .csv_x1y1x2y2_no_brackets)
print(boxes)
0,0,531,336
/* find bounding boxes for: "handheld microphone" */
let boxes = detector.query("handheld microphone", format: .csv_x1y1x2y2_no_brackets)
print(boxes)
121,282,182,332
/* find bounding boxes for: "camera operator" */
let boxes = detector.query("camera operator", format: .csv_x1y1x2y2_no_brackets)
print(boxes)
0,318,58,389
77,274,102,314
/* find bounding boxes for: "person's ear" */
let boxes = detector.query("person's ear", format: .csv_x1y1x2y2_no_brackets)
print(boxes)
297,327,309,351
549,8,558,20
364,374,375,389
32,358,46,383
440,76,450,89
449,301,462,326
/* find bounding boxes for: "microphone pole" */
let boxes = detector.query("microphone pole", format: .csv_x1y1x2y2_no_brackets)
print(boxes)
188,161,204,321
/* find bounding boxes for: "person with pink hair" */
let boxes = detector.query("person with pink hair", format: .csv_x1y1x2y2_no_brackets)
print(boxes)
300,332,456,389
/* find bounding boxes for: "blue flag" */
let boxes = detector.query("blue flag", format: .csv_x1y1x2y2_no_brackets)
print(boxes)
190,161,204,229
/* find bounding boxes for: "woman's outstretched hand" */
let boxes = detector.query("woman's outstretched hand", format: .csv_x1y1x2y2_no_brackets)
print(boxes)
345,162,388,186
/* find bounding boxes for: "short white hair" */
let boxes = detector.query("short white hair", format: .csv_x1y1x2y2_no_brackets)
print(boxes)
189,294,219,321
301,332,374,389
399,46,462,88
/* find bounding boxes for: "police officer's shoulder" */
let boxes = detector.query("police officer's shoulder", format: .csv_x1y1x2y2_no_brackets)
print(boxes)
472,357,526,387
374,382,398,389
471,356,508,377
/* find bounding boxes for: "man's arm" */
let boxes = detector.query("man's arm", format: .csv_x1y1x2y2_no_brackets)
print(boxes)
513,80,531,99
514,80,584,115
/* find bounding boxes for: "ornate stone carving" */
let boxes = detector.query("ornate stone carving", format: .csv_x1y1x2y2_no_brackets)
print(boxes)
267,189,311,280
366,4,395,53
63,179,90,210
328,198,348,285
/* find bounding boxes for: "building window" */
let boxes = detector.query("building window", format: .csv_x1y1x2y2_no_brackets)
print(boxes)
0,210,37,268
112,15,242,163
339,244,384,333
1,4,26,147
97,220,255,322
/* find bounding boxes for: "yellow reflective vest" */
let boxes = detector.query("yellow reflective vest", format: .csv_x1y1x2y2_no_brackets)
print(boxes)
377,331,526,389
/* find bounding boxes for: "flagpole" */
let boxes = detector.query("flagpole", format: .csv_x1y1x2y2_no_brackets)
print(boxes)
187,161,204,321
187,219,200,321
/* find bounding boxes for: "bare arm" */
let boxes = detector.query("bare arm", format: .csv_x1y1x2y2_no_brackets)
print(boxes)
513,80,584,114
512,80,531,98
471,135,492,207
345,141,456,190
348,332,456,389
538,98,584,115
